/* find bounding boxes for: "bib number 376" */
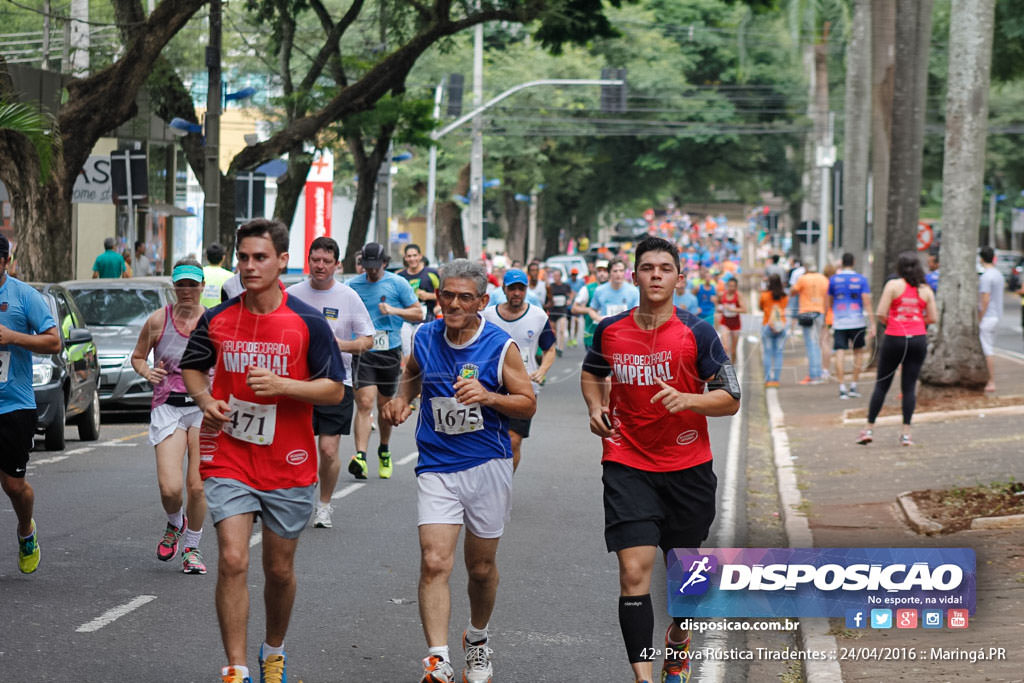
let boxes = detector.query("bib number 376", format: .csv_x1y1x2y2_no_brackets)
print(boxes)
430,396,483,435
223,395,276,445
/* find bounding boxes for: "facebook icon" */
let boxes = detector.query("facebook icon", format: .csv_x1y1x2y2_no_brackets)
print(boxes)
845,609,866,629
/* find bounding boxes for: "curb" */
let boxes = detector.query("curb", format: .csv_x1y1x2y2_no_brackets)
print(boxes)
841,402,1024,426
765,388,844,683
895,492,944,535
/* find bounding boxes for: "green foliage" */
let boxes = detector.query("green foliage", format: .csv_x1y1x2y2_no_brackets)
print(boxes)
0,99,60,181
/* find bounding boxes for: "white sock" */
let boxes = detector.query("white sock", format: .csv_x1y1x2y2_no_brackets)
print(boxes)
262,641,285,657
466,623,489,644
850,383,858,391
839,383,847,392
183,527,202,549
317,500,331,510
222,665,249,678
167,508,184,529
428,645,450,662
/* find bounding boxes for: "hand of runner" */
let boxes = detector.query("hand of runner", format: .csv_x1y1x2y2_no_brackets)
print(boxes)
0,323,13,345
200,399,232,431
381,397,412,426
589,408,618,438
147,360,168,385
651,377,693,414
866,325,876,339
529,369,546,384
246,366,283,397
378,302,393,316
453,377,489,406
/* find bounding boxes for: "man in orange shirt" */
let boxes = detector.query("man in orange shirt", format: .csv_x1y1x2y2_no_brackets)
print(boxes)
790,260,829,384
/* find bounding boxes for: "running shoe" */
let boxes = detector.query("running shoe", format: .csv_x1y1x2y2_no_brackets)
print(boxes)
18,519,40,574
662,625,691,683
848,385,862,398
799,376,813,385
421,655,455,683
765,380,780,388
899,434,914,447
156,516,186,561
568,339,578,347
313,504,333,529
838,387,849,400
378,451,393,480
259,644,287,683
182,547,207,575
220,666,252,683
348,454,368,480
856,428,873,445
462,632,494,683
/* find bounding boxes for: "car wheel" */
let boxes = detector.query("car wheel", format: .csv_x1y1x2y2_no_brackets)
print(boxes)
77,388,101,441
44,399,66,451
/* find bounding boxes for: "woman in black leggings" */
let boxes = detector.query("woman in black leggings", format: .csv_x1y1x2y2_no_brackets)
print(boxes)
857,252,937,446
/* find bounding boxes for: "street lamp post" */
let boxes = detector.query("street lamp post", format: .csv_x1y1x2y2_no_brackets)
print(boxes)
203,0,222,253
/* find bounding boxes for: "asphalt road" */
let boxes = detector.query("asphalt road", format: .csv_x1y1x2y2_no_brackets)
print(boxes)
0,342,750,683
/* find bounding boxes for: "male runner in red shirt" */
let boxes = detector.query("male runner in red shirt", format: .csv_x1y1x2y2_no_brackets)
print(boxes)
581,236,740,683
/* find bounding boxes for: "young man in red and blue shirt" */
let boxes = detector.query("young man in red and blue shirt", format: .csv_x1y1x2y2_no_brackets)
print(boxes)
581,236,740,683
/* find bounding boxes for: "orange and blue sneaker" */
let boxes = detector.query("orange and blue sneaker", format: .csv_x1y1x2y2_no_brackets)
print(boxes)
662,625,691,683
156,516,186,561
258,644,287,683
18,519,40,574
220,665,252,683
421,654,454,683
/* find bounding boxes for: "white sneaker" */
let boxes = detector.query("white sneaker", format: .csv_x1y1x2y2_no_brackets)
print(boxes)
421,655,455,683
312,504,333,529
463,633,494,683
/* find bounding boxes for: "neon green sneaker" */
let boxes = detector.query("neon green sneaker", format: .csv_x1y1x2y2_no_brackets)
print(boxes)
378,451,393,479
18,519,40,574
348,454,368,480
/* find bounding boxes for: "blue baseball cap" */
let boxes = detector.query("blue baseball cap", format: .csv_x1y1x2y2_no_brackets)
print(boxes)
503,269,528,286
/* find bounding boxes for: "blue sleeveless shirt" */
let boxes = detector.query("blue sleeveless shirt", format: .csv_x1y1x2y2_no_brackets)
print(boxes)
413,317,515,474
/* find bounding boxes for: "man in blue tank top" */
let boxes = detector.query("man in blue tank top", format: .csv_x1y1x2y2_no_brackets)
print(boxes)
382,259,535,683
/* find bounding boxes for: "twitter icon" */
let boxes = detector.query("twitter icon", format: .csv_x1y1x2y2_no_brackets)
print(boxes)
870,609,893,629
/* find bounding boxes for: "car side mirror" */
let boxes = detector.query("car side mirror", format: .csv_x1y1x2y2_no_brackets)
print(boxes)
67,327,93,345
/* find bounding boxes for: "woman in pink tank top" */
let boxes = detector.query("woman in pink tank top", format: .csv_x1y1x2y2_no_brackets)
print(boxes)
128,258,210,574
856,252,937,447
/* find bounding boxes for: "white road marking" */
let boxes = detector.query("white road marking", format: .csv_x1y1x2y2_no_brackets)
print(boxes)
75,595,157,633
331,483,367,500
29,455,69,466
397,451,418,466
249,529,262,547
64,447,95,455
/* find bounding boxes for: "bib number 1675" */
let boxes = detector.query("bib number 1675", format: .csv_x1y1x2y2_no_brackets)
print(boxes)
430,397,483,435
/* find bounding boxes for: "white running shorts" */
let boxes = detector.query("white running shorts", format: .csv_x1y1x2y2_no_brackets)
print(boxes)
149,402,203,446
417,457,513,538
979,316,998,356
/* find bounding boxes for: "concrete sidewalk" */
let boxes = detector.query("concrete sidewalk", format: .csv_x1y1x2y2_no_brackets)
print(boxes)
760,335,1024,682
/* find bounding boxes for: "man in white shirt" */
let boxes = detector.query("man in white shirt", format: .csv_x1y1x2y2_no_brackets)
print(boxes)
286,237,374,528
481,269,556,471
978,246,1004,392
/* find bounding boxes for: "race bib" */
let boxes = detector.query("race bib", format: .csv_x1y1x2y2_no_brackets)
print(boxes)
223,395,276,445
430,396,484,435
552,295,567,307
373,330,389,351
0,350,9,383
605,304,627,316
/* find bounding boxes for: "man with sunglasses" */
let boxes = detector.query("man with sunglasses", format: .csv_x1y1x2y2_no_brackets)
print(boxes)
130,258,209,574
346,242,421,480
382,259,535,683
481,268,556,471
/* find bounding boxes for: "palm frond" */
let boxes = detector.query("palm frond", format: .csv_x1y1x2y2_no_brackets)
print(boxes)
0,99,61,180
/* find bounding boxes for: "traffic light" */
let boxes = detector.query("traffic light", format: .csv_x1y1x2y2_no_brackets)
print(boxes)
600,67,627,113
447,73,464,117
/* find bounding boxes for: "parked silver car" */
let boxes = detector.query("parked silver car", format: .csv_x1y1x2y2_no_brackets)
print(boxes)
61,277,176,409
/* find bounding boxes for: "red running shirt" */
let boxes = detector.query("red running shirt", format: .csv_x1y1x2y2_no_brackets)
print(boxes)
583,308,729,472
885,281,928,337
181,292,345,490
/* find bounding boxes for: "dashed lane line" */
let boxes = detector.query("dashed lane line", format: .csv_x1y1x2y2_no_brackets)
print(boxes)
331,483,367,500
75,595,157,633
397,450,418,466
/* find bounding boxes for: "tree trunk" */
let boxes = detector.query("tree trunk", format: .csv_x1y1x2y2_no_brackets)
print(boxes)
884,0,933,277
341,127,393,272
920,0,995,389
842,0,871,268
272,143,313,235
799,43,821,259
436,164,470,262
869,0,896,296
503,190,528,263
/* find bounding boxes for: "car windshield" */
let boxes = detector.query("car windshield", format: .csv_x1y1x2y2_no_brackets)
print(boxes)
68,288,163,326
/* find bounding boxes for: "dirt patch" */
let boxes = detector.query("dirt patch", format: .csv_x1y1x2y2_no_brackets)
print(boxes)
845,390,1024,420
909,481,1024,533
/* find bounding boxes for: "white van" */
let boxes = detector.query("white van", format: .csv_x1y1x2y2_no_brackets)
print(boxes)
544,254,589,280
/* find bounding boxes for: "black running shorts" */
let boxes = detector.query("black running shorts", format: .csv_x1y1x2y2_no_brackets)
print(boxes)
353,347,403,396
833,327,867,351
602,460,717,553
508,417,531,438
0,408,36,478
312,387,355,436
